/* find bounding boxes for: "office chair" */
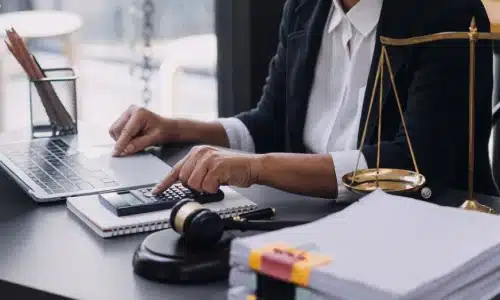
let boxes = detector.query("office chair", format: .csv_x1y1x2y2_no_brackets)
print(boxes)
156,34,217,120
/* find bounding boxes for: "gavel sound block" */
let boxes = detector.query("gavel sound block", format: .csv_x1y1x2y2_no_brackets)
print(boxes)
133,199,309,283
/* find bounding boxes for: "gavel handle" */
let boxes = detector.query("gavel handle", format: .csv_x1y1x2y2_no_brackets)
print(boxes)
224,219,309,231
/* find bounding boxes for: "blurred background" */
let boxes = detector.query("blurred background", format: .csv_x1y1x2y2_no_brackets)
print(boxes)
2,0,493,147
0,0,218,131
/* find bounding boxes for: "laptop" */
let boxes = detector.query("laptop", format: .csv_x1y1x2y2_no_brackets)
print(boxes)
0,134,172,202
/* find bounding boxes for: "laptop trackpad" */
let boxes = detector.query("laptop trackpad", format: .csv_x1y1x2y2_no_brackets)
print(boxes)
83,149,172,186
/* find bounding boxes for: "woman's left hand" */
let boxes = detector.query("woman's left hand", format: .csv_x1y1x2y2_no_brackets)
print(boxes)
152,145,260,194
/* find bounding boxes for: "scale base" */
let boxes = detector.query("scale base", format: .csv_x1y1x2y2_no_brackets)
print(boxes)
133,229,235,283
460,199,496,214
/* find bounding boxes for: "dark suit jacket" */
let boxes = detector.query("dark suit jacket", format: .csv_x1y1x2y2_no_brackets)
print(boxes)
234,0,498,196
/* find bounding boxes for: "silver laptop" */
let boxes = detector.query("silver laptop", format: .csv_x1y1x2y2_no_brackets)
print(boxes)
0,134,172,202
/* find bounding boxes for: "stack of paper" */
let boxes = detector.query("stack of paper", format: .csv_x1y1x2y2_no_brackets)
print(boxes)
228,189,500,300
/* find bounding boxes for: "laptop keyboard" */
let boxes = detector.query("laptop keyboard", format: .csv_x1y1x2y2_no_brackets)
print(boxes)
0,138,118,195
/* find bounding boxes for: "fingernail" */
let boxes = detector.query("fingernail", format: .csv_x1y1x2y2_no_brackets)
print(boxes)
112,144,121,155
151,186,159,194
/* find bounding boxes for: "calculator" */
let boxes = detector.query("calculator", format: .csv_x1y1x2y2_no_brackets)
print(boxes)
98,183,225,216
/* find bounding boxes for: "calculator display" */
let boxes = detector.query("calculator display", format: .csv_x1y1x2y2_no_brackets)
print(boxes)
118,192,144,206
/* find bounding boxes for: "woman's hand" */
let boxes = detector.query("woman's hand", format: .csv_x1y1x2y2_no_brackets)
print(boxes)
152,145,338,199
152,146,260,194
109,106,231,157
109,105,179,156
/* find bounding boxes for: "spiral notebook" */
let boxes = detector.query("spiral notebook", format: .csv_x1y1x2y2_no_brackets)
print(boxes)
67,186,258,238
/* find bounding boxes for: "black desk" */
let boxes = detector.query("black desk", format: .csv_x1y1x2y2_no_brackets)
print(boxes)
0,142,499,299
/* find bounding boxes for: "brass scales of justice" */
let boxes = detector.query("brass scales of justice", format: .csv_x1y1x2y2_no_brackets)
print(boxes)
341,18,500,214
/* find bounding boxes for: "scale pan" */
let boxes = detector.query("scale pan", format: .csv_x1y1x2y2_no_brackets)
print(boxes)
342,168,426,195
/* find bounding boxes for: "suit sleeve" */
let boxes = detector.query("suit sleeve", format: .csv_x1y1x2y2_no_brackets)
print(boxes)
361,5,493,189
233,0,294,154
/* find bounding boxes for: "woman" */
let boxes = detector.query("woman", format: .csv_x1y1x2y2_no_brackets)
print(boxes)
110,0,497,198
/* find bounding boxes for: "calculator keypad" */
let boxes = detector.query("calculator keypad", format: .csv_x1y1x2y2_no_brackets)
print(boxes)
134,183,196,203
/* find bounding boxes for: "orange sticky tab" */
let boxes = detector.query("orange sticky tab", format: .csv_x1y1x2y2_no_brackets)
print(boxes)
248,242,290,271
248,243,332,287
247,296,256,300
290,250,331,286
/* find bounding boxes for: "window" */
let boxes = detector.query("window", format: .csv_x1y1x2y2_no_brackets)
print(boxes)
0,0,217,132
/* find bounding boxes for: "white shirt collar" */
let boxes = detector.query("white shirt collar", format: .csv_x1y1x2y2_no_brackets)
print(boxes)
328,0,382,37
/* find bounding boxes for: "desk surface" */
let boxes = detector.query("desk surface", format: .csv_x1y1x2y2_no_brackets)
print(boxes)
0,132,500,300
484,0,500,33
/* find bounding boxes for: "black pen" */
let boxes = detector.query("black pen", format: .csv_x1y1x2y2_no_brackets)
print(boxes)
233,207,276,221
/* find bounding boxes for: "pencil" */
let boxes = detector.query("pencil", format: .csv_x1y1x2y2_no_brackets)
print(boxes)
4,32,60,126
32,55,74,127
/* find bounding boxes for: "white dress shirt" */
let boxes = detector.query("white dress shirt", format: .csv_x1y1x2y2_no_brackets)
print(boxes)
218,0,383,195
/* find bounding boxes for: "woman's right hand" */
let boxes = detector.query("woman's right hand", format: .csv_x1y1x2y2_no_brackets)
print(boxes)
109,105,180,157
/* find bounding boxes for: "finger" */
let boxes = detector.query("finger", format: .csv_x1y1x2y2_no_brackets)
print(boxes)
186,158,209,191
120,132,157,156
109,111,130,141
178,156,198,186
152,169,180,195
109,105,137,141
113,111,145,156
201,169,221,194
151,152,191,194
176,145,211,183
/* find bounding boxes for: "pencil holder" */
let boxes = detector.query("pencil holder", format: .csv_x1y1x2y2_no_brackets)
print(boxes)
29,67,78,138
